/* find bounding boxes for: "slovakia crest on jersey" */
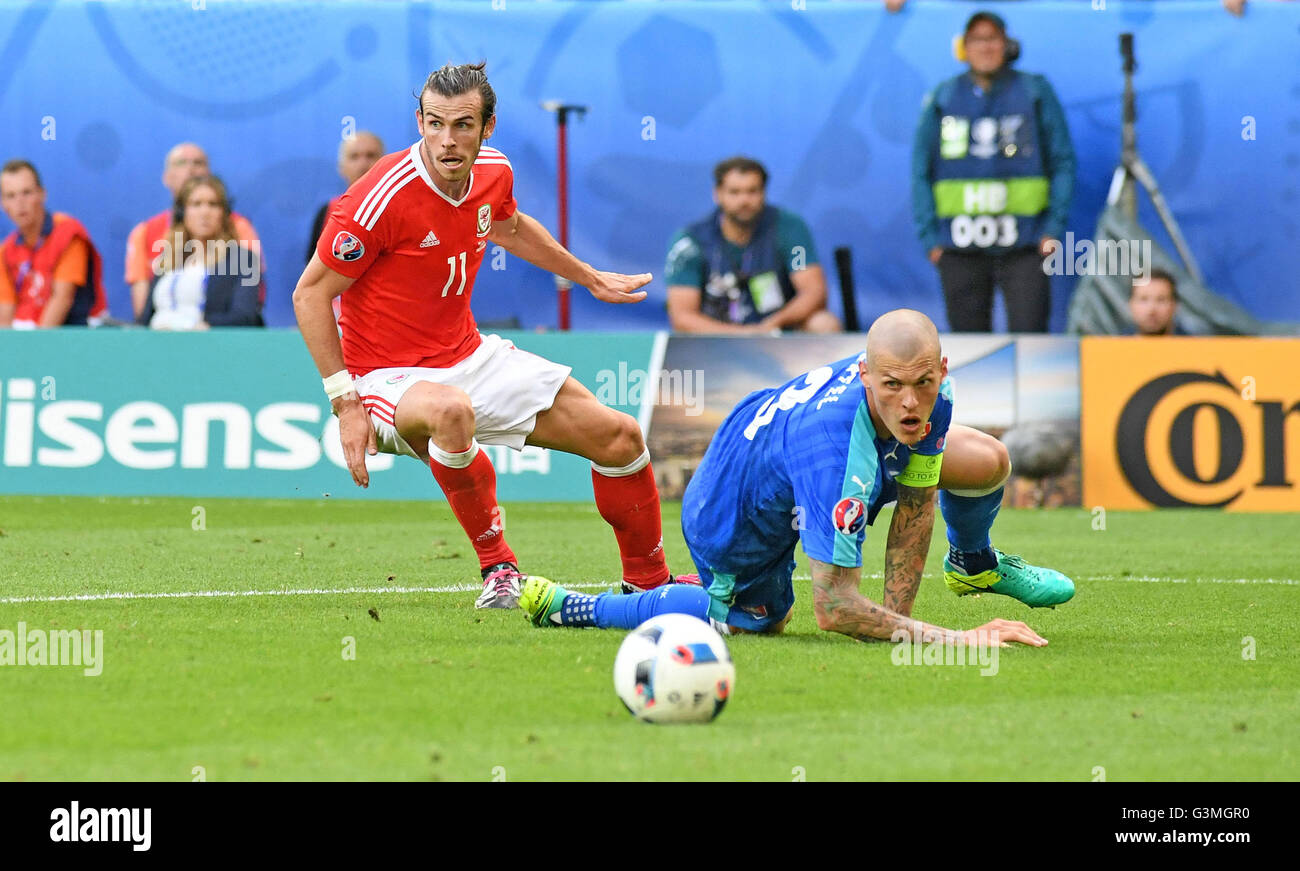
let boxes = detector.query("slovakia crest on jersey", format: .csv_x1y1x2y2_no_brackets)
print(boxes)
476,204,491,237
332,231,365,262
832,496,868,536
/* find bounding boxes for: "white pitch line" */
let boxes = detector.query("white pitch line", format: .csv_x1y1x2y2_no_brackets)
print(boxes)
791,574,1296,586
0,582,615,606
1092,575,1299,586
2,575,1295,607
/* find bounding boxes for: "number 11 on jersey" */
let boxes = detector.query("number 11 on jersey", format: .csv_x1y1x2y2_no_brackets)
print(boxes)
442,251,467,297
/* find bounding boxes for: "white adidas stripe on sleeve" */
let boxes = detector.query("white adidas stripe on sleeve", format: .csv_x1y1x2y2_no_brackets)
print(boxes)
353,155,415,225
361,168,419,231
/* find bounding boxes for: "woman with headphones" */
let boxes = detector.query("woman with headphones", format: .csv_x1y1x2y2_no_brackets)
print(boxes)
138,174,264,329
912,11,1076,334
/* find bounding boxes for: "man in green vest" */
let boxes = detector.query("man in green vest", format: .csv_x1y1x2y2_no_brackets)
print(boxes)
912,11,1075,333
665,157,840,334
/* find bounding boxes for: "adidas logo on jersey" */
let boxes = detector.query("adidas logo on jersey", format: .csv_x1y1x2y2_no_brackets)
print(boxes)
419,231,440,248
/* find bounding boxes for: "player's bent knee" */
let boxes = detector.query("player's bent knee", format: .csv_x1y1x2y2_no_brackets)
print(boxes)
429,396,474,429
591,412,645,468
617,413,646,456
971,439,1011,491
422,388,475,446
946,448,1011,497
991,440,1011,486
944,429,1011,495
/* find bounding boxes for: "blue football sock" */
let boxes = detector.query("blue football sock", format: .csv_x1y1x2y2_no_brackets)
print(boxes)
939,488,1003,574
593,584,711,630
556,591,600,627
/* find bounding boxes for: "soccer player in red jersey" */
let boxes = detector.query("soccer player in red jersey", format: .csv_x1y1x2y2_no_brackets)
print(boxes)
294,63,690,609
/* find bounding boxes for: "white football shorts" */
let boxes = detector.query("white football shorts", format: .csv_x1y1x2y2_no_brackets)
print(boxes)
352,333,571,458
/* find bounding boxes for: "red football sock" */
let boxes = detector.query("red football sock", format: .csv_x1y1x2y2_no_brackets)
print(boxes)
591,450,670,590
427,441,516,571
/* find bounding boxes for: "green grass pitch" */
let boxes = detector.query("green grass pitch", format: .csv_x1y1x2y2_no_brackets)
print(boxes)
1,495,1296,781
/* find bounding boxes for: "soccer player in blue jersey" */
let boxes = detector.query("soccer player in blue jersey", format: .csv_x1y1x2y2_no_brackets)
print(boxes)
521,309,1072,645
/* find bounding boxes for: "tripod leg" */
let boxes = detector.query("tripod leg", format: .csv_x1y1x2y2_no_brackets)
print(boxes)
1129,157,1205,285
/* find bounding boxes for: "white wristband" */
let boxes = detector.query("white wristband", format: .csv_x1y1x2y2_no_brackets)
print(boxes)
322,369,356,400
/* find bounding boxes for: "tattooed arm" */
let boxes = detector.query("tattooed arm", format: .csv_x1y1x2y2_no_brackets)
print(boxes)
881,482,937,617
810,557,1050,647
810,558,956,644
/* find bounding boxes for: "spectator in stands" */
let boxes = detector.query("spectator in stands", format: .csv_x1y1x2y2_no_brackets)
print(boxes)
126,142,260,318
0,159,108,329
665,156,840,334
1127,269,1186,336
912,10,1075,332
138,175,263,330
305,131,385,264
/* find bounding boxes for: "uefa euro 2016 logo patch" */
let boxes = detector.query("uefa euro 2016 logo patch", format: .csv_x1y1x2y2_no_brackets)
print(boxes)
832,496,867,535
332,231,365,262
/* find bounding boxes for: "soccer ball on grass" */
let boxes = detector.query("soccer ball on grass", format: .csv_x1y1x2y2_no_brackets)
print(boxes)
613,614,734,724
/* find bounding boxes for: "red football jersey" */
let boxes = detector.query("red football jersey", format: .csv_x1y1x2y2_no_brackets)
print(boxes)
317,142,517,375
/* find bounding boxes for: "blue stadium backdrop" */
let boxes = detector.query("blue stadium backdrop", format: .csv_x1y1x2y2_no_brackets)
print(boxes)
0,0,1296,332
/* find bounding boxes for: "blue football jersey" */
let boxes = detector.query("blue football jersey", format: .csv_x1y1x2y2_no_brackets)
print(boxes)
682,353,953,572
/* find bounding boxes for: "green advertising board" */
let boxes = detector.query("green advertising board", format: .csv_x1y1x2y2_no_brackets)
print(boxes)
0,330,662,502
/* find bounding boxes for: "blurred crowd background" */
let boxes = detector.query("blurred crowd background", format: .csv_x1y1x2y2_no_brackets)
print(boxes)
1,0,1295,335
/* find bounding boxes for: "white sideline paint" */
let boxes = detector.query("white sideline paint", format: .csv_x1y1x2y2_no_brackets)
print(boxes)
0,582,614,606
1,576,1294,606
789,574,1297,586
1093,575,1299,586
